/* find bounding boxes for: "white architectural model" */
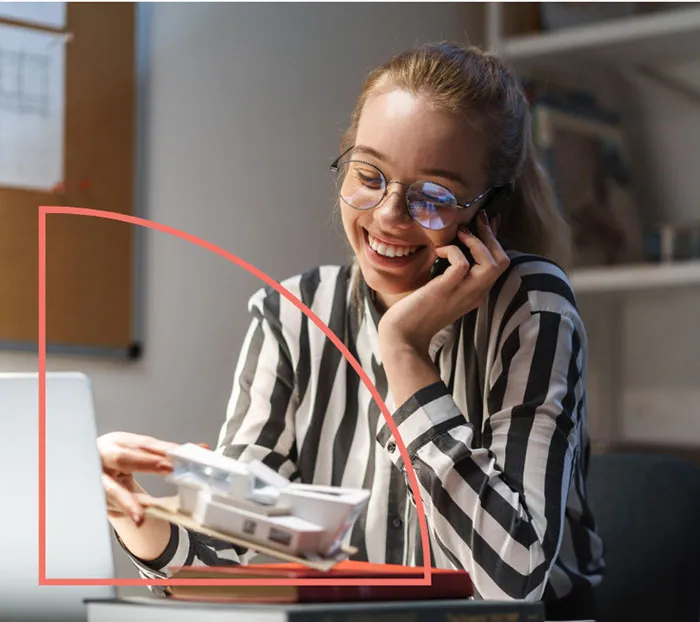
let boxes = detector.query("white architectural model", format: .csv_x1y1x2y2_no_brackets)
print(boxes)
165,444,370,559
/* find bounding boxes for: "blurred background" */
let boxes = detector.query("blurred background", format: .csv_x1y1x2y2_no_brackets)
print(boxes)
1,2,699,588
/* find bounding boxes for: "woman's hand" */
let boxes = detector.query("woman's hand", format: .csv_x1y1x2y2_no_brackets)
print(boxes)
378,211,510,356
97,432,181,526
377,212,509,407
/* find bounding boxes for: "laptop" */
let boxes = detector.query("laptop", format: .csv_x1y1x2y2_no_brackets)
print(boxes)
0,372,116,622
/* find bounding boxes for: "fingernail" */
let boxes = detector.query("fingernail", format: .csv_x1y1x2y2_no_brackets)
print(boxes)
479,210,489,225
156,461,173,471
197,443,209,449
458,224,470,234
132,512,142,526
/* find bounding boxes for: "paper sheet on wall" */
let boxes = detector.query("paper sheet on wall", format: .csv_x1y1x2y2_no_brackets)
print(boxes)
0,23,65,191
0,2,66,29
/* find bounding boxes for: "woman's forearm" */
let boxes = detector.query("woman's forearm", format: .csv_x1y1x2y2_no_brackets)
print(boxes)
109,480,172,562
110,514,172,562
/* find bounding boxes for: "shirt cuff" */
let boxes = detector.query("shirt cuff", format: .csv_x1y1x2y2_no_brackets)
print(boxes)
114,521,192,579
377,380,468,470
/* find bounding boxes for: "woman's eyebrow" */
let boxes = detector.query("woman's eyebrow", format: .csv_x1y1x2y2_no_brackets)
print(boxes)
420,167,470,189
352,145,471,189
352,144,389,163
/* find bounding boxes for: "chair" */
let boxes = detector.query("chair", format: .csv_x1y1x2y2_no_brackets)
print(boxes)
586,452,700,622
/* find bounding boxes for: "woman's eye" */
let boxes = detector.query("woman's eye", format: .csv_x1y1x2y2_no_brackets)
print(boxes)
356,171,383,188
417,182,455,204
419,190,454,205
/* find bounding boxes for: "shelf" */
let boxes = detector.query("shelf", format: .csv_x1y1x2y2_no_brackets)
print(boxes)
500,6,700,68
570,261,700,294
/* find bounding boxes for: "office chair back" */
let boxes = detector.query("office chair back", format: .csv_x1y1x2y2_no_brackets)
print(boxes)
587,452,700,622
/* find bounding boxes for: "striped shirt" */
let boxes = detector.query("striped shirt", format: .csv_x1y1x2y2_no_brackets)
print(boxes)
124,251,605,606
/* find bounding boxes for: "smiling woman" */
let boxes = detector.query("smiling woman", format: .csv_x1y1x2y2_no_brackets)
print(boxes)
100,42,603,622
337,91,495,306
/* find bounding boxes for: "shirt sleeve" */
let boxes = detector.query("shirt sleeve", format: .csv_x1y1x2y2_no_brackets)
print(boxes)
377,309,584,601
115,523,250,592
118,287,300,583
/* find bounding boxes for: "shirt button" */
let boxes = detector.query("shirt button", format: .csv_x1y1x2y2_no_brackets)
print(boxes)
387,441,396,453
391,516,403,529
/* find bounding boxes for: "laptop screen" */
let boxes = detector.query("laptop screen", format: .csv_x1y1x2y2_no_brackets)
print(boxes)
0,372,116,622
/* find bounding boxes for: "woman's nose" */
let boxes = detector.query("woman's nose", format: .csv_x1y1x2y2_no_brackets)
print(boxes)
374,184,413,229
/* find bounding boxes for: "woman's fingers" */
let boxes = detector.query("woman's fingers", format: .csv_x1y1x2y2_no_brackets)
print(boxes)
133,491,159,507
102,446,174,475
433,244,471,284
434,243,470,269
475,211,510,271
98,433,211,473
135,437,183,457
102,473,144,525
457,223,495,269
455,214,509,279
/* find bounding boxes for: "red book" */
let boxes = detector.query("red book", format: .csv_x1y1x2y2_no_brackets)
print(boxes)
166,560,473,604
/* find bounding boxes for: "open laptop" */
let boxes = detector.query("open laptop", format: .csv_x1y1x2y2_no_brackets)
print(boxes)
0,372,116,622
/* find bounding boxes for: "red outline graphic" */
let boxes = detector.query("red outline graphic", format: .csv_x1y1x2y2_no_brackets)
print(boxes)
38,206,432,587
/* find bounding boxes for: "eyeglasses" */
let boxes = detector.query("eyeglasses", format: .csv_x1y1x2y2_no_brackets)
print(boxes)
330,145,492,231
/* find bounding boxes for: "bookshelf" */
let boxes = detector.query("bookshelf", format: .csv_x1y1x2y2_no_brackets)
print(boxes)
486,2,700,300
570,261,700,295
485,4,700,453
488,4,700,68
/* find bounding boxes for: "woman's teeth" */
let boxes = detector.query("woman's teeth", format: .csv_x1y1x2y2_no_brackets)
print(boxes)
368,234,418,258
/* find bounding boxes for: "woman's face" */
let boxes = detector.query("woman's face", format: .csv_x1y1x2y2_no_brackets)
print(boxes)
340,88,490,308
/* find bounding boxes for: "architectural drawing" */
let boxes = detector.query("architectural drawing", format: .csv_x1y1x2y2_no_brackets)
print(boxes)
0,24,65,191
0,47,51,117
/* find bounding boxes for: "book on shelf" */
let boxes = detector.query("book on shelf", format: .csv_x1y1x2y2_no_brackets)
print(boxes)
162,559,473,604
85,596,546,622
524,79,645,269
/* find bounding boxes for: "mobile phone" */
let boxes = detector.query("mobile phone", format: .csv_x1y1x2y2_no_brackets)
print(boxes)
429,184,512,280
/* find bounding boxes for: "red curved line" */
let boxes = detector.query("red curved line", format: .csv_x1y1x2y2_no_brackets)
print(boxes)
41,577,432,587
38,205,432,584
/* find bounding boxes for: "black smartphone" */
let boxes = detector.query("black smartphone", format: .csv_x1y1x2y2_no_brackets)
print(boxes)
429,185,512,280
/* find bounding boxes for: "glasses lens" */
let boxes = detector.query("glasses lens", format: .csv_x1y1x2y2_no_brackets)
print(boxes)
407,181,458,230
335,161,385,210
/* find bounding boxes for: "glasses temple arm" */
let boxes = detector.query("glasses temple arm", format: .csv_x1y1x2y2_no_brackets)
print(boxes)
330,145,355,172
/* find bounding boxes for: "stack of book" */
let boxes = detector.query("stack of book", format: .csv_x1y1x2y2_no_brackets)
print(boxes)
85,561,546,621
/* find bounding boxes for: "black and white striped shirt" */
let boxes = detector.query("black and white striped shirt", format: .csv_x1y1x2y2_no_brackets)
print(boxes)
126,251,604,605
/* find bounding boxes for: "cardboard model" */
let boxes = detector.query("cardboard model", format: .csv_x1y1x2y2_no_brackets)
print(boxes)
164,444,370,560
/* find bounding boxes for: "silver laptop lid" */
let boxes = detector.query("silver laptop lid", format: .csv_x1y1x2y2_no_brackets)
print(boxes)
0,372,116,622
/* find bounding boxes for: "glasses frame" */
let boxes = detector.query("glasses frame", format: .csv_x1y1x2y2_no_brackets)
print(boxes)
330,145,492,230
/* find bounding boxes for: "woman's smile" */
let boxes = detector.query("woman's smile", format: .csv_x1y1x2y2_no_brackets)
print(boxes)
362,229,427,269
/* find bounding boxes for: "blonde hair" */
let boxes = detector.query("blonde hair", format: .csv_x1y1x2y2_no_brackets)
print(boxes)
342,42,571,311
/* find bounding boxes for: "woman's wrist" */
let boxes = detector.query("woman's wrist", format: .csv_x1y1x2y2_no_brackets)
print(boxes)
378,318,430,359
109,478,173,563
380,333,440,407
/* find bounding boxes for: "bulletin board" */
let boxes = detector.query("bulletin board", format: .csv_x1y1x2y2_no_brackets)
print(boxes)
0,3,139,357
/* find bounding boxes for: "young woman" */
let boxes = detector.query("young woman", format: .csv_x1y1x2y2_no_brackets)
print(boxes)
99,42,604,620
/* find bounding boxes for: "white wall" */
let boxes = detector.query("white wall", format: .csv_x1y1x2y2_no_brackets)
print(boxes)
606,58,700,446
0,2,481,588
